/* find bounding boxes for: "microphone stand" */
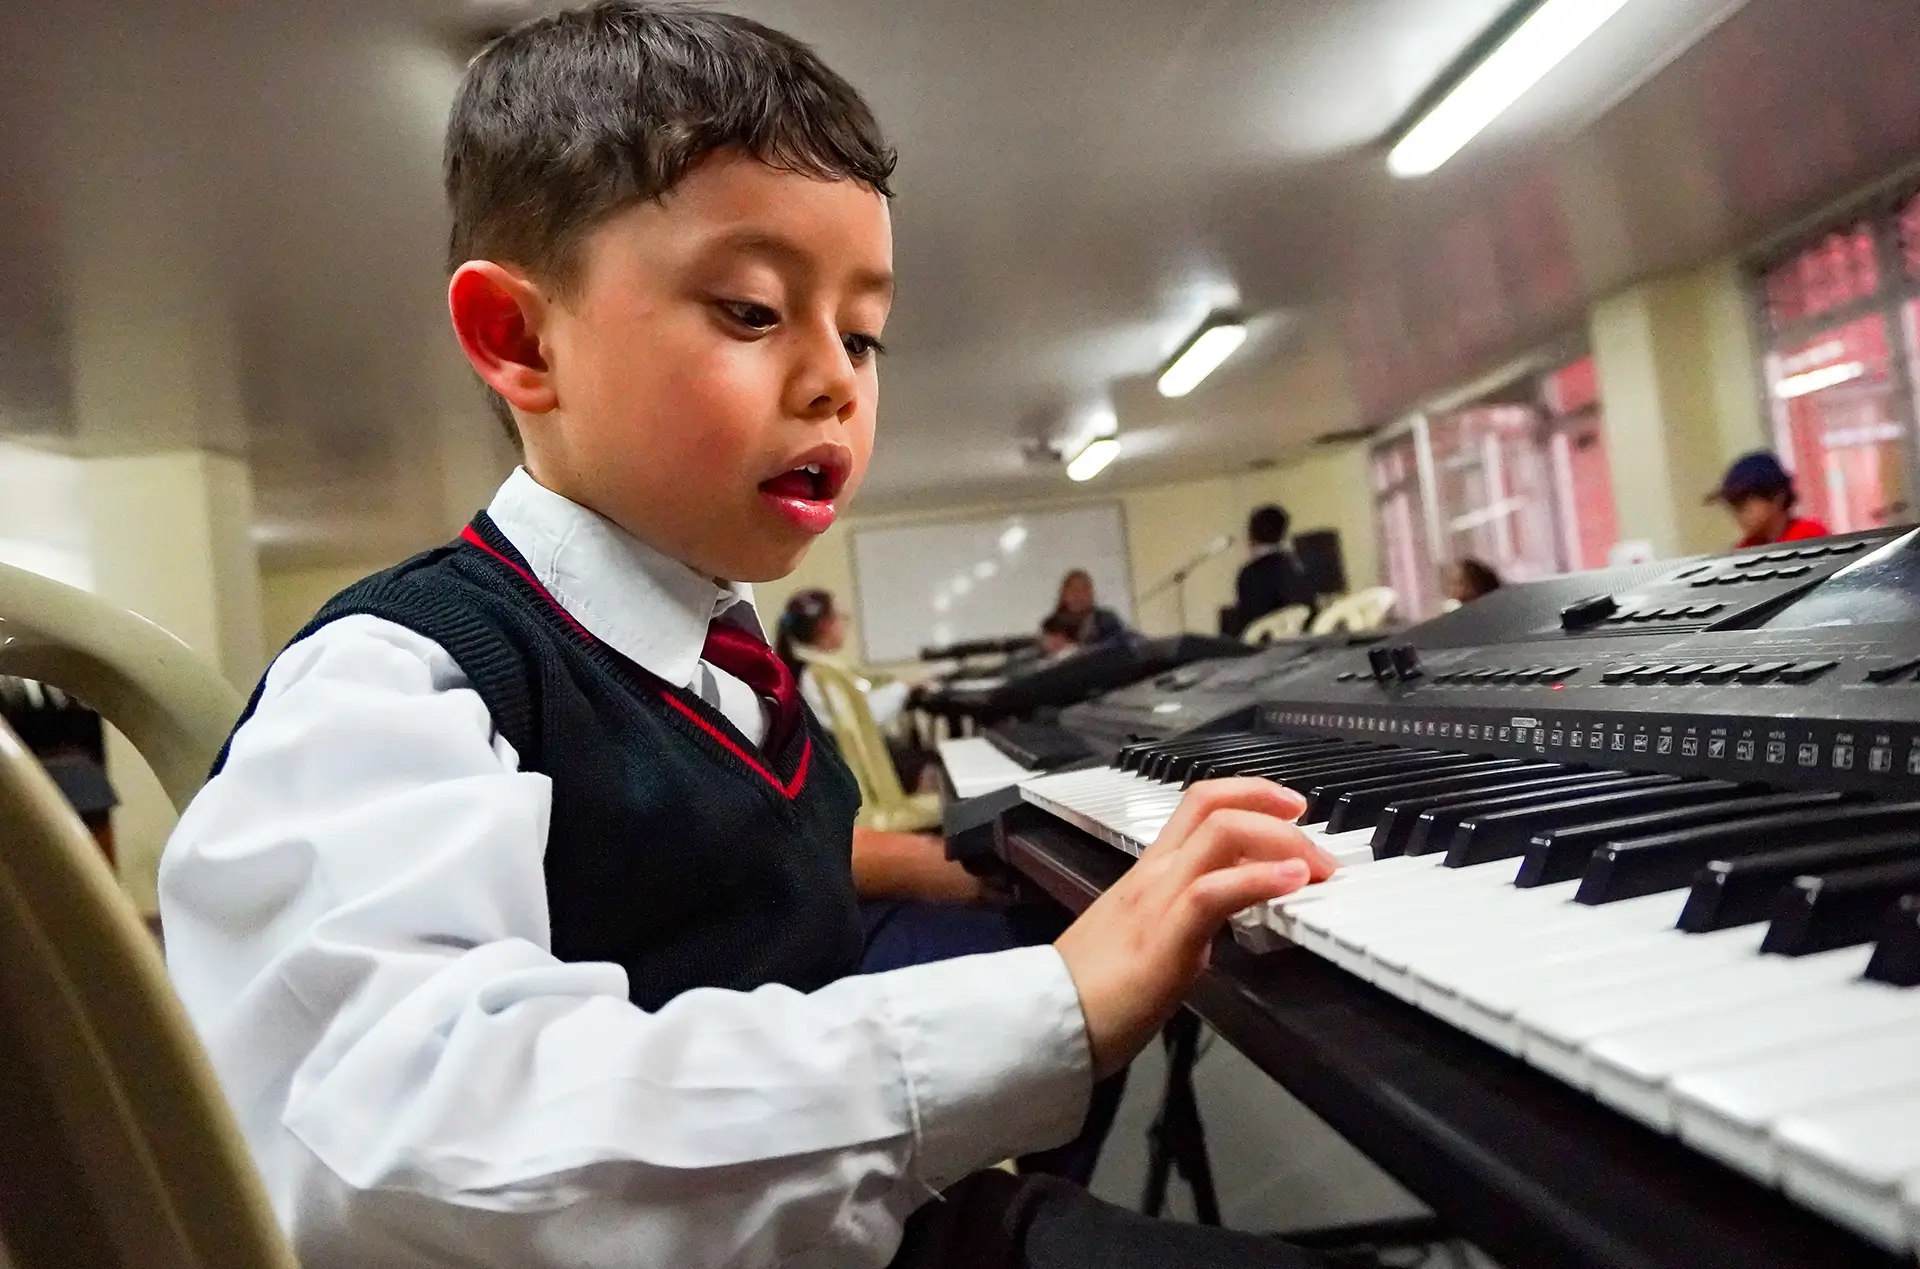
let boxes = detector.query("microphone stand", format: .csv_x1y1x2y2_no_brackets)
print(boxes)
1139,538,1235,633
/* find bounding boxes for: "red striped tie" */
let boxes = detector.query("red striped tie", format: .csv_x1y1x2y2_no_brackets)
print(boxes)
702,620,803,753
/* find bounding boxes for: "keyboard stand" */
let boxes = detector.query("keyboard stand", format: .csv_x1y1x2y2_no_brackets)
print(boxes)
1140,1010,1221,1224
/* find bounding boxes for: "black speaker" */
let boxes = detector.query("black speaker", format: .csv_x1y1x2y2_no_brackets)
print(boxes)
1294,530,1347,596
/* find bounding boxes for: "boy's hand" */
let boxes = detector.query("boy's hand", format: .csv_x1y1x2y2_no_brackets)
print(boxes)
1053,778,1336,1079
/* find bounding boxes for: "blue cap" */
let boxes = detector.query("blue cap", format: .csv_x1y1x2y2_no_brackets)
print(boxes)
1709,451,1792,504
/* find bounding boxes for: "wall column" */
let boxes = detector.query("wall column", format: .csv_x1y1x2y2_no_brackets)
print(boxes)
1589,261,1770,559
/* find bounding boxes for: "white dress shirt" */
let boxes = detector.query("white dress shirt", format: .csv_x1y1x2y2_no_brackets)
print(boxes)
159,469,1091,1269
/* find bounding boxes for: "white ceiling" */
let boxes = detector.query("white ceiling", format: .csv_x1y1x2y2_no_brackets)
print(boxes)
4,0,1920,564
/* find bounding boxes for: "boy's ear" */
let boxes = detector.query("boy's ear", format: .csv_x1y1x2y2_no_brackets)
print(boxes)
448,262,558,416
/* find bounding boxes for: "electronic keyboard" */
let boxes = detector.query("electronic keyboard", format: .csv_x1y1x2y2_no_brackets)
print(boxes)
1003,525,1920,1260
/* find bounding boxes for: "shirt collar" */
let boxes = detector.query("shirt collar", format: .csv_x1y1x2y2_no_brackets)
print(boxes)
485,467,761,689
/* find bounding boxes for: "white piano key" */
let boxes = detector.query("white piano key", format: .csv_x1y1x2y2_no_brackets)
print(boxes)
937,736,1034,798
1517,946,1876,1090
1588,978,1920,1130
1905,1171,1920,1259
1666,1018,1920,1182
1439,925,1767,1054
1771,1087,1920,1250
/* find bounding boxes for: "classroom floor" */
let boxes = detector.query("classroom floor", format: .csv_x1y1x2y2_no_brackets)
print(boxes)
1089,1028,1503,1268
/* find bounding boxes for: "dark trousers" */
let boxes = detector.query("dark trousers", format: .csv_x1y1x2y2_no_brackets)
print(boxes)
892,1170,1327,1269
861,901,1327,1269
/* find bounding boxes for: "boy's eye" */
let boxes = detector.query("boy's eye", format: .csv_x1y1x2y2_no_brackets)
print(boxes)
843,332,887,363
720,300,779,330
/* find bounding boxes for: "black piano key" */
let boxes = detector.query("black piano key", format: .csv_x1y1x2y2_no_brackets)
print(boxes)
1863,895,1920,986
1145,733,1296,779
1678,833,1920,932
1221,750,1477,800
1576,801,1920,906
1156,735,1326,781
1323,761,1559,835
1517,791,1851,889
1761,858,1920,956
1438,775,1694,866
1186,739,1367,782
1456,779,1739,872
1408,773,1640,857
1216,746,1432,787
1300,757,1530,823
1368,771,1610,858
1117,731,1248,771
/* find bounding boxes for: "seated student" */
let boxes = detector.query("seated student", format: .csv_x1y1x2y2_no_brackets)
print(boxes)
1443,557,1501,608
157,7,1333,1268
1036,610,1084,657
1708,451,1831,548
1223,504,1315,637
1043,569,1126,645
776,587,933,789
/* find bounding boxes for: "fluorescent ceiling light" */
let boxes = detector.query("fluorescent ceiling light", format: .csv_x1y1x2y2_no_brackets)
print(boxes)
1387,0,1634,179
1066,436,1121,482
1157,320,1249,398
998,523,1028,554
1774,361,1867,400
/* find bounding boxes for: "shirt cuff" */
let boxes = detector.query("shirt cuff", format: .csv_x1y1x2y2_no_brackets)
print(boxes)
877,945,1092,1192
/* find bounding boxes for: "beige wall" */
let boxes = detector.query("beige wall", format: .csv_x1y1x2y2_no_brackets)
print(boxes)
260,561,388,652
1589,259,1769,559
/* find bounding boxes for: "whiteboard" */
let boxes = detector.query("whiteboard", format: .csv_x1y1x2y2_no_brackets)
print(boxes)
852,505,1134,663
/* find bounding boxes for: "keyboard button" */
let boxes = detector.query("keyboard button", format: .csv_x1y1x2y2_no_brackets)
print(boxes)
1694,662,1751,684
1736,661,1794,684
1664,662,1715,684
1778,660,1840,684
1866,658,1920,683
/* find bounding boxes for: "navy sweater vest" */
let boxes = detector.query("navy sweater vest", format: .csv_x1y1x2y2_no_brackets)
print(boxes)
215,514,865,1010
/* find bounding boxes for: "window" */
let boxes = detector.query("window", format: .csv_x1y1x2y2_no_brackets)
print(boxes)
1756,191,1920,535
1371,353,1620,620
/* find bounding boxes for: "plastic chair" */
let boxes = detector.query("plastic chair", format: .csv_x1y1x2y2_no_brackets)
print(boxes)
802,656,942,833
1309,586,1399,634
1239,604,1311,645
0,564,293,1269
0,559,243,814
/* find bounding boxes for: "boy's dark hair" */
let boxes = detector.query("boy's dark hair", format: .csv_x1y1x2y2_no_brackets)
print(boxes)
1248,504,1291,546
446,0,898,437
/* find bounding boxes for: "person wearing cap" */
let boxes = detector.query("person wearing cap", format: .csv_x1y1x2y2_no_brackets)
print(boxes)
1709,451,1831,548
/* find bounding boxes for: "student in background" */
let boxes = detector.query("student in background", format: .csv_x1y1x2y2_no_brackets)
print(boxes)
1037,610,1083,657
1443,557,1502,608
1709,451,1831,548
1044,569,1126,645
776,587,933,790
1224,504,1315,637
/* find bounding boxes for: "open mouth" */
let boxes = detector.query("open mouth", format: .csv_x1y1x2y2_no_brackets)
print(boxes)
758,461,842,503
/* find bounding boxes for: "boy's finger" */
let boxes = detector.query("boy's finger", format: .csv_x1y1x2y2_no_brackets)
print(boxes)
1146,778,1306,859
1175,808,1337,884
1177,859,1312,938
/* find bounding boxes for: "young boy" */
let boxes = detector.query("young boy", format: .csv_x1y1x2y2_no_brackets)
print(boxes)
158,5,1335,1266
